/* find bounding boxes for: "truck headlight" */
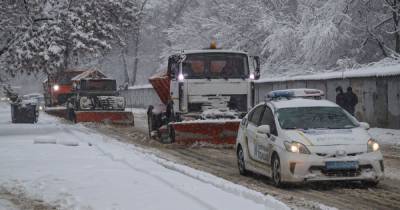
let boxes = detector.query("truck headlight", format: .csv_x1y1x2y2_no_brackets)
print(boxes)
249,73,255,80
367,139,380,152
178,73,185,81
284,141,310,154
53,84,60,91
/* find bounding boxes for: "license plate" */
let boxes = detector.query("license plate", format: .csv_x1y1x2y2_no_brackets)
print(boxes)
325,161,359,170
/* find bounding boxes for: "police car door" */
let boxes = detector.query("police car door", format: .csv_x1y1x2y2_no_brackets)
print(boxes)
254,105,277,164
246,105,265,160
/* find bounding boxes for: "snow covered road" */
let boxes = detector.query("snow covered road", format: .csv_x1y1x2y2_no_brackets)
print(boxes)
94,108,400,210
0,103,288,210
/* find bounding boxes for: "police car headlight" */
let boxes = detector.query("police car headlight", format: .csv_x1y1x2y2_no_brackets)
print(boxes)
284,141,310,154
367,139,380,152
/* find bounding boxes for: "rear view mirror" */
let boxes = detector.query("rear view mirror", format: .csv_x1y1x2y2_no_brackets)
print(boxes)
359,122,370,130
250,56,261,80
257,125,271,135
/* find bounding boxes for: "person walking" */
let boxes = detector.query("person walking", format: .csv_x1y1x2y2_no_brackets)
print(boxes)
335,86,346,109
344,86,358,116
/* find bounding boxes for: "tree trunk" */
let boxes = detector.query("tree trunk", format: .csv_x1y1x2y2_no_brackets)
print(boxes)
394,0,400,53
121,48,130,84
131,28,140,86
63,43,70,72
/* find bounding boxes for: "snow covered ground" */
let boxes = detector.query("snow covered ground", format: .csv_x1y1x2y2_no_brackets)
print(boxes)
369,128,400,147
0,103,288,210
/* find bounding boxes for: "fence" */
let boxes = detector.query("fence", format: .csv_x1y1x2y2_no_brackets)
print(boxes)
120,74,400,129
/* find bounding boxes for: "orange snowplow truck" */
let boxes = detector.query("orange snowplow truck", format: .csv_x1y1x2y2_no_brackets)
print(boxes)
43,70,85,107
147,48,260,144
44,69,134,125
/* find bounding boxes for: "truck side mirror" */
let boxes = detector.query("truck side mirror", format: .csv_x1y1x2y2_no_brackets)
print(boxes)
168,57,176,80
250,56,261,80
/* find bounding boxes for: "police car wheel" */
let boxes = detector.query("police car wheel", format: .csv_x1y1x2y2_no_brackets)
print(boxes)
272,155,282,187
237,146,248,175
361,180,379,188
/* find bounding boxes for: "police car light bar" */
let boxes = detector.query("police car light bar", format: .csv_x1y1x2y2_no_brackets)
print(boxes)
266,89,324,100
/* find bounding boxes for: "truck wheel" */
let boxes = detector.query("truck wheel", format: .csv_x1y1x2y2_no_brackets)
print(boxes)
147,106,154,138
168,125,175,143
237,146,248,176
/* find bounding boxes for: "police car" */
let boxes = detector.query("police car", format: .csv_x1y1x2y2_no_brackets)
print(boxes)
235,89,384,187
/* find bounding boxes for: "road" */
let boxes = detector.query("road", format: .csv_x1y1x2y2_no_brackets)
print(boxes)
0,103,287,210
90,111,400,210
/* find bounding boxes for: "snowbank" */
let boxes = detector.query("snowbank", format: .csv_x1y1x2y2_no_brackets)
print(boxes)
127,83,153,90
257,63,400,83
0,103,288,210
369,128,400,146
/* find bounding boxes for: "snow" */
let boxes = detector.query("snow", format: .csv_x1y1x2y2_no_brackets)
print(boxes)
127,84,153,90
369,128,400,146
173,119,242,125
0,102,288,210
270,98,338,109
256,63,400,83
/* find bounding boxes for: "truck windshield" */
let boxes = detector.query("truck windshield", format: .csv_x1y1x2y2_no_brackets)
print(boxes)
180,53,249,79
276,107,358,130
82,80,116,91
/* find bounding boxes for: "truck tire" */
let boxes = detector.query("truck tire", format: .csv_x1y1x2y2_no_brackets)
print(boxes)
168,125,175,143
147,105,154,138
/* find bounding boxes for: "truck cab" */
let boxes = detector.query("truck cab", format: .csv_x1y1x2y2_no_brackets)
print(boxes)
167,50,260,120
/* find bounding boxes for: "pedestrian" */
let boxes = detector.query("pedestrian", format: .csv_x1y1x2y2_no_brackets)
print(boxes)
335,86,346,108
67,98,75,122
344,86,358,116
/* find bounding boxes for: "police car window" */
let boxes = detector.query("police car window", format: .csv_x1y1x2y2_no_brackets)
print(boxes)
277,107,358,130
261,107,278,136
249,105,265,125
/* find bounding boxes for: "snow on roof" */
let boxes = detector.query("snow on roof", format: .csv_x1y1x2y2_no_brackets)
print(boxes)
71,69,108,81
256,63,400,83
127,84,153,90
269,98,338,109
178,49,248,55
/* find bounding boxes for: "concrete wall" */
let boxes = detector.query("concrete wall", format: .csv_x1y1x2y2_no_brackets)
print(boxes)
254,76,400,129
120,88,162,109
120,75,400,129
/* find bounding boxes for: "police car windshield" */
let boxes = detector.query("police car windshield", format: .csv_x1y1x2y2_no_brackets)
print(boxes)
277,107,358,130
181,53,249,79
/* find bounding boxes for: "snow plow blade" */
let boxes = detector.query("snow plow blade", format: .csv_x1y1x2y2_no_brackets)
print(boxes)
75,111,134,125
171,120,241,145
45,107,68,119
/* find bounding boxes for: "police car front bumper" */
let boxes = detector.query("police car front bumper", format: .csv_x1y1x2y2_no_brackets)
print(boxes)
279,151,384,183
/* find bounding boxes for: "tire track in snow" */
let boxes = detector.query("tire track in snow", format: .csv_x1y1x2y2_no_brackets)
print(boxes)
63,124,288,210
61,125,218,210
92,121,400,210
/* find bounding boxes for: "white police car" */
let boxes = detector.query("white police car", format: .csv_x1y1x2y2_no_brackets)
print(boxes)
235,89,384,187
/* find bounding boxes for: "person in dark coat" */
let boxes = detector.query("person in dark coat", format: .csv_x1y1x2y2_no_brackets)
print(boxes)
335,86,346,109
344,86,358,116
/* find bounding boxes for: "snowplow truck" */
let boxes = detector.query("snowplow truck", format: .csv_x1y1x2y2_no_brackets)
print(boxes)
43,70,86,107
148,49,260,144
67,77,134,125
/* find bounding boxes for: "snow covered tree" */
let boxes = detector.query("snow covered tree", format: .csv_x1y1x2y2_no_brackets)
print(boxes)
0,0,142,79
